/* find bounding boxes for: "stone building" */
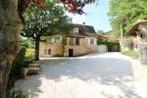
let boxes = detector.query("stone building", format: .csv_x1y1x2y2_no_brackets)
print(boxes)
39,24,98,57
127,20,147,64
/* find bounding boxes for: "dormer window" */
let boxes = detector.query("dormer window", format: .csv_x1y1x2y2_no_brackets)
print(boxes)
73,27,79,34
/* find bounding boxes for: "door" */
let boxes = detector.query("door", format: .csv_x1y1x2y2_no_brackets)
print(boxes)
69,49,74,57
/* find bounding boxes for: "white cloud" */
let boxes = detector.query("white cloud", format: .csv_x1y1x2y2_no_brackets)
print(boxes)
66,12,88,25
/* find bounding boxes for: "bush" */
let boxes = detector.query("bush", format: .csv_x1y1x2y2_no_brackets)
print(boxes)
20,38,35,48
25,48,35,60
6,90,33,98
8,47,32,90
10,47,26,76
20,39,29,48
97,40,120,52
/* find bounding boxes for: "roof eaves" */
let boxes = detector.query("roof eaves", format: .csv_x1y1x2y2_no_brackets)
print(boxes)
126,20,147,36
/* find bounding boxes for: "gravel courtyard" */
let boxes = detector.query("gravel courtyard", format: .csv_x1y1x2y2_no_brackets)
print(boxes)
13,53,147,98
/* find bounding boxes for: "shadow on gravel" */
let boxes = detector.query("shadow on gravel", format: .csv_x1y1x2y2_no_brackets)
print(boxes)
14,54,141,98
39,56,141,98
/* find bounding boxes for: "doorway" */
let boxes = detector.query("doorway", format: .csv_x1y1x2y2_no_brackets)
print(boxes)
68,49,74,57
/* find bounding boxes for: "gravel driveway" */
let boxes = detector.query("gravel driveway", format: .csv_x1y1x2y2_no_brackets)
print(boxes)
13,53,147,98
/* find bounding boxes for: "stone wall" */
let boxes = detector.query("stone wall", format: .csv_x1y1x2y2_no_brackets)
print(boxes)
39,42,64,57
39,36,99,57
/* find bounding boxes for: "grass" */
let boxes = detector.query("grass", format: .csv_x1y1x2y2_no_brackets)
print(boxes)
122,50,140,58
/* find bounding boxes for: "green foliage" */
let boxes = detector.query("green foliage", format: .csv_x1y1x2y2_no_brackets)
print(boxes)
21,3,73,60
20,40,29,48
20,38,29,48
8,47,32,90
109,0,147,36
21,3,72,39
25,48,35,60
12,47,27,74
97,40,120,52
97,30,106,35
97,30,112,35
122,50,140,58
20,37,35,48
6,90,33,98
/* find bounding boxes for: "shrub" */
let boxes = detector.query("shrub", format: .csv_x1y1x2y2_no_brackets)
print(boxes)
6,90,33,98
20,39,29,48
97,40,120,52
25,48,35,60
8,47,33,90
10,47,26,76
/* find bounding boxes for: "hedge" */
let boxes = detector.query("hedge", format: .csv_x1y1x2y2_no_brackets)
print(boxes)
97,40,120,52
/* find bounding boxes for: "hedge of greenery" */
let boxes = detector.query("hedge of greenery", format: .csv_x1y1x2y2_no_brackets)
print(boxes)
7,47,33,90
6,90,33,98
97,40,120,52
10,47,27,76
25,48,35,60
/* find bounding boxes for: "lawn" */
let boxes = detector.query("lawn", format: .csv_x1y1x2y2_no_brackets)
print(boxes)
122,50,140,58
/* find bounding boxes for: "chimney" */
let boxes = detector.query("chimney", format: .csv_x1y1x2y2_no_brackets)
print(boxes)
83,22,86,25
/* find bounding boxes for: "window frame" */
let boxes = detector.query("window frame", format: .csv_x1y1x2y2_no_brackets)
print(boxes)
75,37,80,45
44,49,51,56
90,38,94,45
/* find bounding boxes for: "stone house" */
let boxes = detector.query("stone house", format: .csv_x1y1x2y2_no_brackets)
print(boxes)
39,24,98,57
127,20,147,64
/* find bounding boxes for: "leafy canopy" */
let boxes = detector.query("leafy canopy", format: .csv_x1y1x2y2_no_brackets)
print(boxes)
21,2,71,39
108,0,147,36
21,0,98,14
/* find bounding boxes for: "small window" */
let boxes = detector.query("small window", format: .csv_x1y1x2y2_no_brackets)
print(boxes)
140,33,143,38
69,38,74,45
75,37,80,45
44,49,51,55
90,39,94,45
48,49,51,55
54,36,62,44
73,27,79,34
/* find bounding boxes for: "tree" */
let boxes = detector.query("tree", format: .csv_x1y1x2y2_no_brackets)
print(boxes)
0,1,23,97
20,37,35,48
97,30,106,35
108,0,147,36
0,0,97,98
21,3,71,60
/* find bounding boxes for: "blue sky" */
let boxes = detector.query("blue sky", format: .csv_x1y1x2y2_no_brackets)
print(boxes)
66,0,112,32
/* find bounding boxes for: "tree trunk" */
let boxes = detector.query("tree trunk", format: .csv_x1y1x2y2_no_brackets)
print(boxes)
35,37,40,60
0,0,23,98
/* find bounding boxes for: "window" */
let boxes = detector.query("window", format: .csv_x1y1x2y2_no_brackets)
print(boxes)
52,36,62,44
90,38,94,45
69,38,74,45
55,36,60,43
48,49,51,55
44,49,51,55
140,33,143,38
75,37,80,45
73,27,79,34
